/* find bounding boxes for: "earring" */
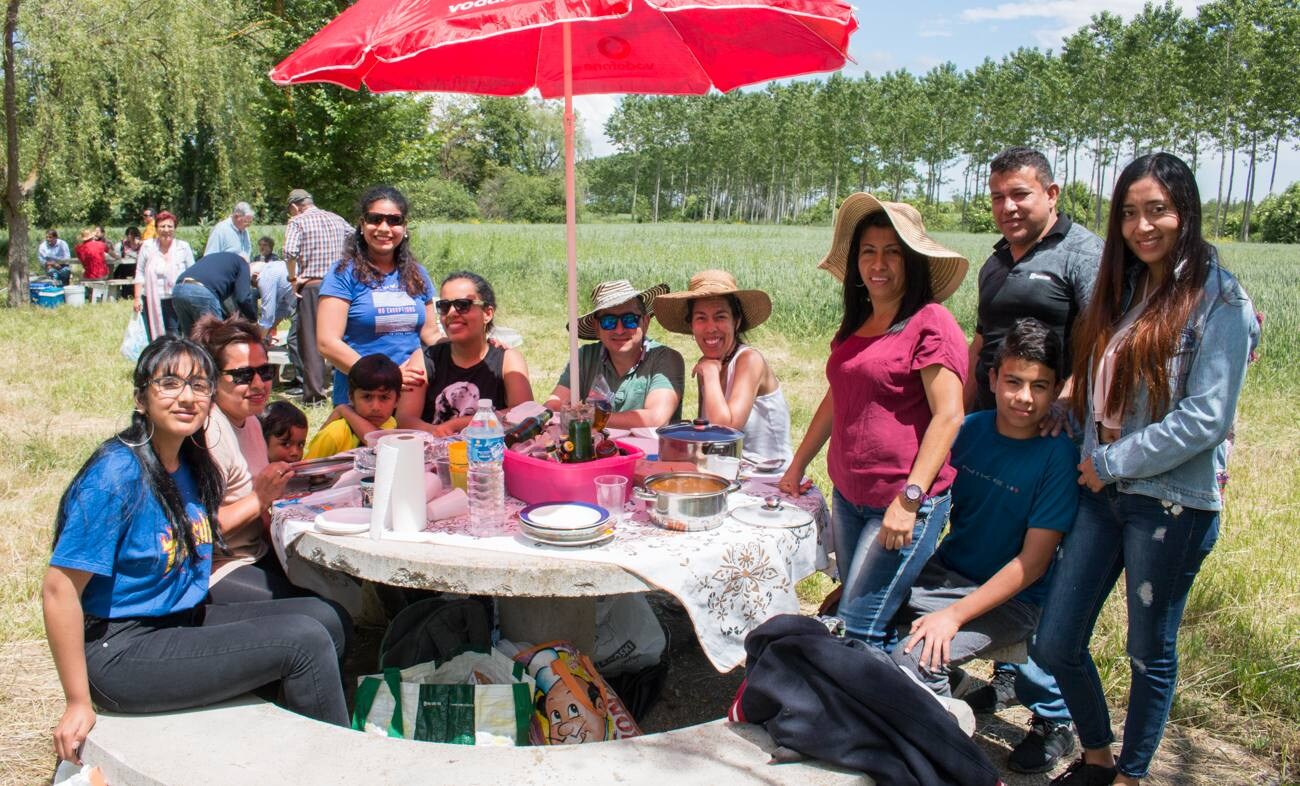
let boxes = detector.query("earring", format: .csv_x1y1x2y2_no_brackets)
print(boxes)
117,418,155,448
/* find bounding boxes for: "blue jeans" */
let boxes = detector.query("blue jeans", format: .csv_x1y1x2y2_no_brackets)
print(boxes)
993,656,1072,723
171,280,225,339
833,488,950,649
1032,486,1218,778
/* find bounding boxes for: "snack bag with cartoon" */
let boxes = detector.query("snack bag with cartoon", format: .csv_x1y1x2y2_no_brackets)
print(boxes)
515,641,642,745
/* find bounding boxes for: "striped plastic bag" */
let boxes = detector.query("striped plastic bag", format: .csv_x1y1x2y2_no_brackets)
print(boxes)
352,648,535,746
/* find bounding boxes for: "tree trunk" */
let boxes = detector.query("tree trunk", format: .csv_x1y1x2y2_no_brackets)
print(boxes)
4,0,29,306
1214,145,1228,238
630,157,640,220
653,157,662,223
1224,135,1238,238
1240,133,1257,242
1268,133,1281,195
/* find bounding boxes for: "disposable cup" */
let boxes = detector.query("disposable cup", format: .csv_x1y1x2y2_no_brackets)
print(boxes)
706,454,741,481
594,474,628,525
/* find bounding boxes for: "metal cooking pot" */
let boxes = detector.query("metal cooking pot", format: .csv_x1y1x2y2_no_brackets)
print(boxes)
634,471,740,532
656,419,744,470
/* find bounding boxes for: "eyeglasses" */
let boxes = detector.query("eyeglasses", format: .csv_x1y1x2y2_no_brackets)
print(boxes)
150,375,214,398
363,212,406,227
435,298,487,315
221,364,275,386
597,312,642,331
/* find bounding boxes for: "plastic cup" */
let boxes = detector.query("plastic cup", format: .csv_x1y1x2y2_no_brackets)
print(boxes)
706,454,741,481
359,476,376,508
434,456,453,489
595,474,628,525
447,441,468,491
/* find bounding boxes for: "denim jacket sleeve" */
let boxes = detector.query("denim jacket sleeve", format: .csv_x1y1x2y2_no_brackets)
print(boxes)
1092,276,1257,483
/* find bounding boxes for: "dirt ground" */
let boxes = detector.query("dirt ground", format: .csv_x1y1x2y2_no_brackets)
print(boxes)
0,596,1284,786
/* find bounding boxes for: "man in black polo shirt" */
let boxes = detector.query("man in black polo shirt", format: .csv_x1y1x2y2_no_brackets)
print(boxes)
958,147,1102,774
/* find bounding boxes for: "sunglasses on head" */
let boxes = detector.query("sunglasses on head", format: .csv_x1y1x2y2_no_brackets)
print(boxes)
221,364,275,386
435,298,487,315
597,312,642,331
363,212,406,227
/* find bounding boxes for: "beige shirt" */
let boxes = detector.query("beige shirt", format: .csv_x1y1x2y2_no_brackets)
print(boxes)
206,407,268,582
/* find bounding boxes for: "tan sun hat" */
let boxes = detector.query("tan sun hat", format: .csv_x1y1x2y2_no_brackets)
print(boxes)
819,193,968,303
654,269,773,334
574,280,670,340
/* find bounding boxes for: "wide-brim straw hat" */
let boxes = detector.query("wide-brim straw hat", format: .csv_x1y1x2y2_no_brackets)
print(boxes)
818,193,968,303
575,280,670,340
654,269,773,334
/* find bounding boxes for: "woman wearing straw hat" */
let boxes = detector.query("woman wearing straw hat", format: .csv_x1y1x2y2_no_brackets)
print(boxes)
778,194,969,649
543,280,684,429
655,269,792,468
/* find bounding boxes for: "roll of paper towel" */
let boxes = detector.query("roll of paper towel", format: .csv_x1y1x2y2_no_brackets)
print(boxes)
370,434,427,538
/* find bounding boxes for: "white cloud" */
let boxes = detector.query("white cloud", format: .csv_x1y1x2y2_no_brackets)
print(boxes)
574,95,619,157
960,0,1204,47
918,30,953,38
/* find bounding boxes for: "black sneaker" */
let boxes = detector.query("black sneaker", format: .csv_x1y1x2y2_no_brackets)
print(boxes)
1049,756,1116,785
1008,715,1076,774
948,666,976,698
963,668,1018,713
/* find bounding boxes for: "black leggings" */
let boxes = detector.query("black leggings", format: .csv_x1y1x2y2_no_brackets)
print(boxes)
208,553,354,655
84,597,349,726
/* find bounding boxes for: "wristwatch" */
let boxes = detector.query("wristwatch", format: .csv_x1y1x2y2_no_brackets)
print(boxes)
900,483,925,508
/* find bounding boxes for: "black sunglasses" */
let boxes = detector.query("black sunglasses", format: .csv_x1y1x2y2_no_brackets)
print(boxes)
221,364,275,386
363,212,406,227
597,312,642,331
436,298,487,315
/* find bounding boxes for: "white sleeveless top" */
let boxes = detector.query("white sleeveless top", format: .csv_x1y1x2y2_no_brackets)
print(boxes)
725,346,793,468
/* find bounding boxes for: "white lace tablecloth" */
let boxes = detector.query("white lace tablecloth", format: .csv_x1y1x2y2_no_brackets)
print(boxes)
271,477,828,672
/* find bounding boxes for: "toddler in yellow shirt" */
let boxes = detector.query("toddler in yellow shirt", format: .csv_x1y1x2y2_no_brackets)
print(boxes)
304,354,401,459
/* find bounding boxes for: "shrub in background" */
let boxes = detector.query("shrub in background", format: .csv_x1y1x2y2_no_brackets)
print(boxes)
1256,183,1300,244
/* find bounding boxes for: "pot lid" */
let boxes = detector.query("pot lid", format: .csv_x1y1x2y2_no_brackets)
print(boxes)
657,419,744,443
730,495,813,529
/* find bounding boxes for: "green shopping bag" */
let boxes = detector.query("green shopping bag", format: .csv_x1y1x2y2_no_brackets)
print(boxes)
352,649,534,746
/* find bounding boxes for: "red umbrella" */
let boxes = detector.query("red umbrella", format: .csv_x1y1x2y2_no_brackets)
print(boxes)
271,0,857,403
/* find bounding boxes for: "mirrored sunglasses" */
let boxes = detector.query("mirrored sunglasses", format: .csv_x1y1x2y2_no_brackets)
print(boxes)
597,312,642,331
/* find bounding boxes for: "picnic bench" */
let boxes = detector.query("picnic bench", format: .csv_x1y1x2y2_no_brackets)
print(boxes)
81,695,872,785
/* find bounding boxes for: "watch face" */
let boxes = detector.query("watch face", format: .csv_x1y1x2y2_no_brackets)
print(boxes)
905,484,923,502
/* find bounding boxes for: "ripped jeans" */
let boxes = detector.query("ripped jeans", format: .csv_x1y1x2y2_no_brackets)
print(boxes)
1032,486,1218,779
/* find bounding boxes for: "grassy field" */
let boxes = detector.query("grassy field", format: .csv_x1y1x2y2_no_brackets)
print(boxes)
1,223,1296,781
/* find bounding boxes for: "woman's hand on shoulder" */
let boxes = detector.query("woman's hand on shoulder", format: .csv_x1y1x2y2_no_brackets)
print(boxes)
53,701,96,764
400,351,427,392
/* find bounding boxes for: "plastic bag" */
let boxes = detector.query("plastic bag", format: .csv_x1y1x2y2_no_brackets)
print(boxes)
120,313,148,362
514,640,642,745
593,594,667,677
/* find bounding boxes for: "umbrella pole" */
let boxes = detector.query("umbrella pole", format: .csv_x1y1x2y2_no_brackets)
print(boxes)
563,22,581,408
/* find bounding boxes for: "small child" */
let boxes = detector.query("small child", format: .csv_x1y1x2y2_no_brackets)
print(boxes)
261,400,308,463
304,354,401,459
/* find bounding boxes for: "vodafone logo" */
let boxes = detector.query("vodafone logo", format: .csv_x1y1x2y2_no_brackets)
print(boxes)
449,0,510,13
597,36,631,60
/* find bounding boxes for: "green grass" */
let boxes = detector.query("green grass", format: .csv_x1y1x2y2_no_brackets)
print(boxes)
2,223,1296,774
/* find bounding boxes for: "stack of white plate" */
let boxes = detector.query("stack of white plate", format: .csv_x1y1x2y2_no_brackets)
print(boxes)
518,502,614,547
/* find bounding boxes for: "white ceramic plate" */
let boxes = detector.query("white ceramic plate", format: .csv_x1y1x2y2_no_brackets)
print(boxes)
314,507,371,535
518,502,609,531
521,529,615,548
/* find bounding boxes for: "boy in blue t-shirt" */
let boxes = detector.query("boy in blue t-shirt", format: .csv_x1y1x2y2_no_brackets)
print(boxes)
890,318,1078,703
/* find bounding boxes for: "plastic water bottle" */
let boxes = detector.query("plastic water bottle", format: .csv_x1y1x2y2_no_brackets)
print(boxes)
464,399,506,528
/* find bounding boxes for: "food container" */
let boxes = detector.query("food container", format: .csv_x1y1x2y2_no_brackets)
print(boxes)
504,440,645,505
634,471,739,532
656,420,744,470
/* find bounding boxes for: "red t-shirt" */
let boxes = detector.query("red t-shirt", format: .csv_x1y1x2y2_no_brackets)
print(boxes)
76,239,109,280
826,302,968,508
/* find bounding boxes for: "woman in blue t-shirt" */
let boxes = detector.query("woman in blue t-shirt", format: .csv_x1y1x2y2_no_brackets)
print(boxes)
42,336,349,765
317,185,439,405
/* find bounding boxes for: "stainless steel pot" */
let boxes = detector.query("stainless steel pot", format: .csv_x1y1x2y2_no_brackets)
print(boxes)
656,419,744,470
633,471,740,532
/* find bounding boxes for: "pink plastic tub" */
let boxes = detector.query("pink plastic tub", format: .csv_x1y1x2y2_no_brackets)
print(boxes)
504,440,644,506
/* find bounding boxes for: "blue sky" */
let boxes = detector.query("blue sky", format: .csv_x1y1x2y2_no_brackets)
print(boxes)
575,0,1297,200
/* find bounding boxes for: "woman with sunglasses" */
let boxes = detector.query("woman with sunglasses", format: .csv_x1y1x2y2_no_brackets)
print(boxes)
43,336,349,765
317,185,439,406
397,271,533,436
1032,154,1258,786
190,316,337,609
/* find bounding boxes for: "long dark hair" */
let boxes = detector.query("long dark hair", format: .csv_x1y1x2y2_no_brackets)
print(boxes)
53,336,225,565
835,212,934,343
1070,152,1213,421
340,185,428,297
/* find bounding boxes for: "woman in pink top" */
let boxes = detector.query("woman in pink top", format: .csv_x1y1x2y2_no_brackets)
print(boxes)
779,194,969,647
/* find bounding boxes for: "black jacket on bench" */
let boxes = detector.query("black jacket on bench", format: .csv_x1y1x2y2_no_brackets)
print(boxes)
730,615,999,786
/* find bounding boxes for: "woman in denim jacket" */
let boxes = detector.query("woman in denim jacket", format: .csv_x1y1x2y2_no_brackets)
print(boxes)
1032,153,1259,786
